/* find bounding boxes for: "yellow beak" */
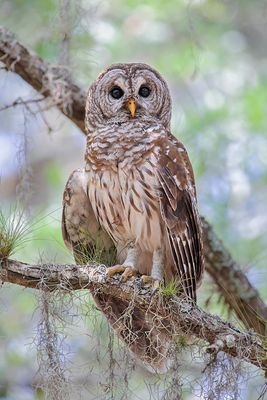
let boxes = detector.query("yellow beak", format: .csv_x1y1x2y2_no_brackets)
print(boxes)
128,98,136,118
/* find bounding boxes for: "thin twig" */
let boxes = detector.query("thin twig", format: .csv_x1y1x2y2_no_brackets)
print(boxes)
0,96,44,112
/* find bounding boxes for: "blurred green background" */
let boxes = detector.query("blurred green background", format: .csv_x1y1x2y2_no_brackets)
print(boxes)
0,0,267,399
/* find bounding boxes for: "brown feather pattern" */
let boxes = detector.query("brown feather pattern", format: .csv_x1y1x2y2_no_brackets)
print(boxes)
62,63,204,372
157,137,203,301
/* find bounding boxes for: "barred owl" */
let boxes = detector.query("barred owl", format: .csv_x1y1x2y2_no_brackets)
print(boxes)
62,63,204,372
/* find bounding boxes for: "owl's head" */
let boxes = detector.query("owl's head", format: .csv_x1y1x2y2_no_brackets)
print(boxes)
85,63,172,134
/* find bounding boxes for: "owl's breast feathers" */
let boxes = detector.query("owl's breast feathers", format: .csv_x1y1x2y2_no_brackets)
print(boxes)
84,122,204,300
85,120,164,171
85,121,165,251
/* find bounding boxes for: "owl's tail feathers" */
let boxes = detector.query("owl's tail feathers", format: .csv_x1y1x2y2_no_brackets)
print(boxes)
92,292,172,374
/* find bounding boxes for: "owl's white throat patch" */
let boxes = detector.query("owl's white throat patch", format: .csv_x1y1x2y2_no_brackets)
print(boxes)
86,120,165,170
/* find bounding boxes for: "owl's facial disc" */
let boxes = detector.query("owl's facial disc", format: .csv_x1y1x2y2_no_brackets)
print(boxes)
85,64,172,133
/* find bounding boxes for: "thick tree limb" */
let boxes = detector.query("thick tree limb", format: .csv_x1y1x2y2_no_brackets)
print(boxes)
0,26,266,336
0,27,86,131
202,218,267,336
0,258,266,372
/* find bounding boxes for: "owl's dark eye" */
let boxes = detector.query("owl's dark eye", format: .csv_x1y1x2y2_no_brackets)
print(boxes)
110,86,124,99
138,85,151,98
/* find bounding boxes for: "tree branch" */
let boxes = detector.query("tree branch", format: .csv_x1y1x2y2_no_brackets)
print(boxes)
0,26,266,336
202,218,267,336
0,258,266,373
0,27,86,131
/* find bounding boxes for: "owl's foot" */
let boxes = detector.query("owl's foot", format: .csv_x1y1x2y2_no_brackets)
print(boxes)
140,275,160,290
106,265,137,282
106,265,126,278
121,267,137,282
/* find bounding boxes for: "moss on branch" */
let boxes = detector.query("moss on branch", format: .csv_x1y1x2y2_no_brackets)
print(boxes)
0,258,266,373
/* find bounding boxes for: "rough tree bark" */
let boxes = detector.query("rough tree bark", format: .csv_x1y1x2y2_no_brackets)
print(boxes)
0,26,266,337
0,258,266,373
202,218,267,336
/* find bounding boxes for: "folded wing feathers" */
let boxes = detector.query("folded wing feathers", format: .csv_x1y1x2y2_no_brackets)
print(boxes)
157,138,203,301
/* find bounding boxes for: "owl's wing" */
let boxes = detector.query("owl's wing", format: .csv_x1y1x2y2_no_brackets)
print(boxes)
157,135,204,302
62,168,115,265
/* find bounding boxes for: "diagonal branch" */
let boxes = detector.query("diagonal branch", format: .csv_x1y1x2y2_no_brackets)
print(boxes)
0,26,266,336
202,218,267,336
0,258,266,373
0,26,86,131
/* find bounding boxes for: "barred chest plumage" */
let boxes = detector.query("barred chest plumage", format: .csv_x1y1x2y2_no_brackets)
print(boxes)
85,121,166,252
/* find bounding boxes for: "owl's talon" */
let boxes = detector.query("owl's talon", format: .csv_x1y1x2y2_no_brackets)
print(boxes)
153,280,160,290
120,266,137,282
106,265,137,282
151,281,160,296
140,275,152,286
140,275,161,290
106,265,125,278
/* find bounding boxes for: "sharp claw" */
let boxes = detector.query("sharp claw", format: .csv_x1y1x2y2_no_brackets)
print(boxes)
119,274,127,283
153,280,160,290
121,267,137,282
140,275,161,292
140,279,146,288
106,265,125,279
106,265,137,282
140,275,152,286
